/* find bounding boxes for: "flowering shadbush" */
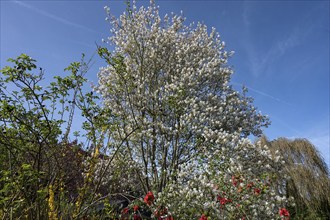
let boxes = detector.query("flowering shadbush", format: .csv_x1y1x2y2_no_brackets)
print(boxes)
95,0,291,219
97,0,269,197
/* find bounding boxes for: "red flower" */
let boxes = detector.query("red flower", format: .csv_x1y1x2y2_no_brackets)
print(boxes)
133,214,142,220
165,216,174,220
144,191,155,205
217,195,232,207
219,197,226,205
133,205,139,212
121,207,129,214
154,209,161,218
154,206,168,218
254,188,261,195
279,208,290,218
161,208,168,216
232,176,238,187
199,214,208,220
247,182,254,189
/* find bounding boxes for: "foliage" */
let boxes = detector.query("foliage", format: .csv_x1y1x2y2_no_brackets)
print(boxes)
0,53,115,219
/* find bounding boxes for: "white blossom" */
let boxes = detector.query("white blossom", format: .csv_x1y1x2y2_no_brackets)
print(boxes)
95,1,286,219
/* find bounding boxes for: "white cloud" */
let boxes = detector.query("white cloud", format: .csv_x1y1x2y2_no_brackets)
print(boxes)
241,3,318,78
247,27,304,78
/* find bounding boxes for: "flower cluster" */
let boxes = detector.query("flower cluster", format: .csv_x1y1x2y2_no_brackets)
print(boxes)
119,207,142,220
279,208,290,219
217,194,232,208
144,191,155,206
155,138,289,219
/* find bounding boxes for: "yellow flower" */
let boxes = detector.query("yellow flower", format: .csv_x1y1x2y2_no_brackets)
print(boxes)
48,184,58,220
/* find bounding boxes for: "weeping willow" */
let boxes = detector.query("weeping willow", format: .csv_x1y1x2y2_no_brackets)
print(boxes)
258,136,330,219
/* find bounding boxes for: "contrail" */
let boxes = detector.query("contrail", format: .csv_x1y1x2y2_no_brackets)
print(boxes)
232,82,292,106
13,0,100,34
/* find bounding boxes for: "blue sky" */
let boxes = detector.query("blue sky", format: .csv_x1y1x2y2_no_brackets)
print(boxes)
1,0,329,166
